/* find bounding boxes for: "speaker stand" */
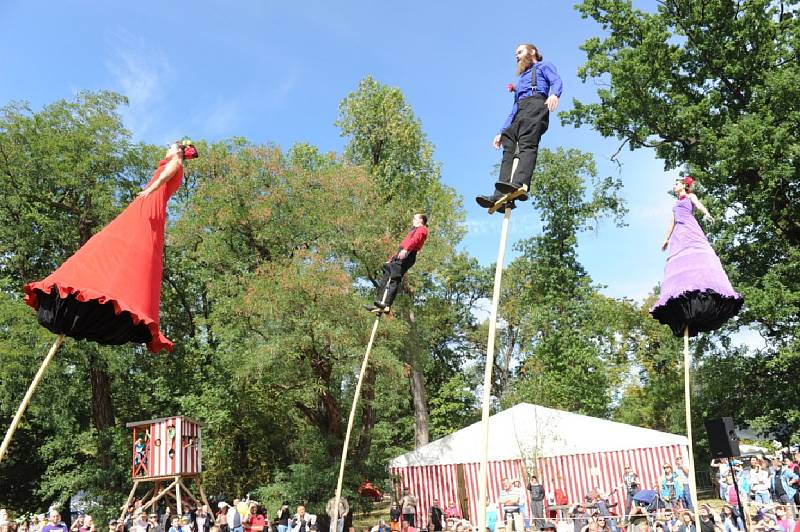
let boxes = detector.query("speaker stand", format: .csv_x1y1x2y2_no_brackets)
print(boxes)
729,459,748,532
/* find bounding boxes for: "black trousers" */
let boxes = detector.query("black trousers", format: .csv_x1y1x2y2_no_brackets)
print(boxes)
377,255,415,306
498,95,549,188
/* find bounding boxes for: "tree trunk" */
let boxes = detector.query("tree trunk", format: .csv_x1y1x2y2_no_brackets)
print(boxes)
88,352,116,471
495,326,518,400
355,367,376,461
406,308,429,448
81,203,117,476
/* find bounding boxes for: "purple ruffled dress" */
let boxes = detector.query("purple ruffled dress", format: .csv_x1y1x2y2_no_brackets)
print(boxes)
651,196,743,337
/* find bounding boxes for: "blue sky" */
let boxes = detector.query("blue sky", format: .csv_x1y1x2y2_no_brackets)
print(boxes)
0,0,678,303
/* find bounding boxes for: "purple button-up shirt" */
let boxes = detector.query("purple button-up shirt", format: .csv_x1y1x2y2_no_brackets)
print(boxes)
501,61,563,132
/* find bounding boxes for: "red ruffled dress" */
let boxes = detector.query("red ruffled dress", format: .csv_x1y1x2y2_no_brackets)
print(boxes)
24,159,182,352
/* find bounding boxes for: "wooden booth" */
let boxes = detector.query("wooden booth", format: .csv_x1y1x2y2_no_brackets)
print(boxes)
121,416,209,519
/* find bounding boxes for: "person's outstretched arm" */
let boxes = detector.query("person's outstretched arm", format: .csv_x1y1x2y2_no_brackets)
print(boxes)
662,215,676,251
541,62,563,112
688,193,713,222
139,158,181,198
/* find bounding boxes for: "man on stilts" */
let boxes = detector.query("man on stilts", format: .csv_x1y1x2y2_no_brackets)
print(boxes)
477,43,562,211
363,213,428,313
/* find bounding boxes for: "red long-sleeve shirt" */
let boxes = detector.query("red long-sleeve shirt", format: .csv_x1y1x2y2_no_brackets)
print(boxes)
399,226,428,252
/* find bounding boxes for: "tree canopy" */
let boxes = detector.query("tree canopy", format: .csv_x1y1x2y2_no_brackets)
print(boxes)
3,14,799,512
563,0,800,443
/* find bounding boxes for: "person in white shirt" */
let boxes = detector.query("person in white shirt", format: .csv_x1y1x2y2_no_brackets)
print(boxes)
711,459,730,500
132,513,149,532
401,488,418,528
673,457,693,510
499,478,524,532
227,501,243,532
290,507,316,532
748,458,772,505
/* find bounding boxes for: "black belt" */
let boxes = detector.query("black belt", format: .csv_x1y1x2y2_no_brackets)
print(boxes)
518,94,547,102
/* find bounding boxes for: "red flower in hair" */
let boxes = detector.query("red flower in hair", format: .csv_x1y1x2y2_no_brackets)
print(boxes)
683,176,694,187
507,83,515,92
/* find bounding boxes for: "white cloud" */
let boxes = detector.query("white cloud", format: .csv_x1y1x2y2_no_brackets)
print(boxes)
463,210,542,238
105,31,173,141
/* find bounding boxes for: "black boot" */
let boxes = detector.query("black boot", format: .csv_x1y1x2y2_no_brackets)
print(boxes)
496,200,516,213
476,190,504,208
495,181,529,201
375,279,400,309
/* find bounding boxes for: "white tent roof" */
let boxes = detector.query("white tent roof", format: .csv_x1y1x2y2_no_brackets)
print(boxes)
390,403,688,467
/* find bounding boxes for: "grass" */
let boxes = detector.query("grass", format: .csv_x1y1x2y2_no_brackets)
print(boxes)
352,500,391,529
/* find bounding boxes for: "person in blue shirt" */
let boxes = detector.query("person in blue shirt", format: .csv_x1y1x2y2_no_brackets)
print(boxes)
769,458,799,504
477,43,563,211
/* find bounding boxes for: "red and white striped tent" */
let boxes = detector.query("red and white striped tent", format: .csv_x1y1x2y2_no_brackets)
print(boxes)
389,403,688,528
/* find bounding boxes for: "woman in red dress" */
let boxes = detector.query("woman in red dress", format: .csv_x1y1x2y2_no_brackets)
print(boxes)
24,140,198,353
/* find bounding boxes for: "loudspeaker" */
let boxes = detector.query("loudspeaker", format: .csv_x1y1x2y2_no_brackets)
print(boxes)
705,417,740,458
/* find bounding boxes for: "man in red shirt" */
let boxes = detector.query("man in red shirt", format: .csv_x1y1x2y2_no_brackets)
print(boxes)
364,214,428,313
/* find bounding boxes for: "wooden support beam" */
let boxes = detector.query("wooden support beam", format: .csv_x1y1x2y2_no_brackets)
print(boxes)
176,477,182,516
120,480,141,522
196,479,214,522
178,479,201,507
140,479,179,514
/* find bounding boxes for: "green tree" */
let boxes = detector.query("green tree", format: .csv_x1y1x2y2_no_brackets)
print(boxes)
429,374,480,440
337,76,471,447
612,293,686,435
564,0,800,441
0,91,156,508
494,148,628,415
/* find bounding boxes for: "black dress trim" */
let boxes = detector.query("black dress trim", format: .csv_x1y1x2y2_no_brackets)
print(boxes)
34,287,152,346
651,289,744,337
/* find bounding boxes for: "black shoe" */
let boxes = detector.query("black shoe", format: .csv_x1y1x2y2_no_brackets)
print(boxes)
476,192,503,208
495,181,529,201
496,200,516,213
363,304,377,312
374,301,389,309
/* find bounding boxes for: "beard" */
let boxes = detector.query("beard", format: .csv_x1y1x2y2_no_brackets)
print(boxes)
516,53,534,75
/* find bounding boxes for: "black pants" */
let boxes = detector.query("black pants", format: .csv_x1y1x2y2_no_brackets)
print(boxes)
377,255,415,306
498,95,549,188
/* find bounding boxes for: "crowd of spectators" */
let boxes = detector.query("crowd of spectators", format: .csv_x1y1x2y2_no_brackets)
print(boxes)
0,499,321,532
378,450,800,532
2,452,797,532
569,451,800,532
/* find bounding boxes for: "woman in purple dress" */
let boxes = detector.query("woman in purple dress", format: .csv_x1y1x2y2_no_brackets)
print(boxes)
651,176,743,336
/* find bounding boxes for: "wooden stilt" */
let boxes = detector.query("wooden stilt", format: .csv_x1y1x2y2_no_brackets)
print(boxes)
683,327,701,531
331,284,391,531
0,334,66,463
478,158,518,532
